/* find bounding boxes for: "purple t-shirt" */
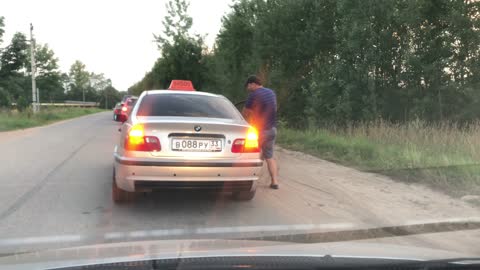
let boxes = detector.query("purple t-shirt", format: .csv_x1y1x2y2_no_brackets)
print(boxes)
245,87,277,131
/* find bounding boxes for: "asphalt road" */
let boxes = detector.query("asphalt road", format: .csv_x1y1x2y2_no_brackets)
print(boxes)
0,112,479,255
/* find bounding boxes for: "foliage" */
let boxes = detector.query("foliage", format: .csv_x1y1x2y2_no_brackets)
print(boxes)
277,120,480,196
0,16,4,44
0,107,104,131
0,17,120,108
129,0,206,95
203,0,480,126
98,85,123,109
0,87,11,108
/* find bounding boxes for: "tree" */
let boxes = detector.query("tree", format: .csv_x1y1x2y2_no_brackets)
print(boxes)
0,16,4,45
131,0,206,96
129,0,480,125
205,0,259,101
210,0,336,126
90,72,113,107
90,72,111,92
25,43,65,102
0,18,114,108
0,16,8,107
67,60,90,101
154,0,193,46
209,0,480,125
0,32,29,110
98,85,122,109
0,32,28,76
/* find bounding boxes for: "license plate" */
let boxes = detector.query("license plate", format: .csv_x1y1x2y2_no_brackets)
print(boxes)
172,138,222,152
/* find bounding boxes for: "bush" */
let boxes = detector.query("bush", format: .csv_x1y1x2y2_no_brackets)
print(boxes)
16,96,30,112
277,122,480,196
0,88,12,108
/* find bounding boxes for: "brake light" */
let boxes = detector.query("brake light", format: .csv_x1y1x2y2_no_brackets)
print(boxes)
231,127,259,153
125,125,161,151
122,106,128,112
245,127,259,149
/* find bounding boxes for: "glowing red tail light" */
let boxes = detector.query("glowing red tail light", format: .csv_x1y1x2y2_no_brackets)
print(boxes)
124,125,161,152
231,127,259,153
121,106,128,112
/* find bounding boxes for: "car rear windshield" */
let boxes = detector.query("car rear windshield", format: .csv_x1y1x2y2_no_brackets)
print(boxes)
136,94,242,120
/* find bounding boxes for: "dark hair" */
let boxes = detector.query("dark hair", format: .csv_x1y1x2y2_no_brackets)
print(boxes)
245,75,262,87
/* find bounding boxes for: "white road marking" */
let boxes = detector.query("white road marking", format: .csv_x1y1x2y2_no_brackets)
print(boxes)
0,235,83,247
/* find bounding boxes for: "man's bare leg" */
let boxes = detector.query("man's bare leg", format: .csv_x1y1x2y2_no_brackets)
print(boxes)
266,158,279,186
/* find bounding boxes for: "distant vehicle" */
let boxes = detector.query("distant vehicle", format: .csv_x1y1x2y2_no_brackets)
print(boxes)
121,95,135,103
113,102,122,121
113,97,138,122
113,82,262,203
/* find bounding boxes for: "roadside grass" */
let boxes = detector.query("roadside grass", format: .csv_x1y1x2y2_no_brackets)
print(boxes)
0,107,105,132
277,121,480,196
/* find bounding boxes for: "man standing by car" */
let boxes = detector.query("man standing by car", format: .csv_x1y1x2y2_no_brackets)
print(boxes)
242,75,280,189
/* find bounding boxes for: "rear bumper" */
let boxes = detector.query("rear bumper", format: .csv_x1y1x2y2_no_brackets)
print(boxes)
114,155,262,192
134,180,254,192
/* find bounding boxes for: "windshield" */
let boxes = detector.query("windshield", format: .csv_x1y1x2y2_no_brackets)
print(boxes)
1,0,480,267
136,93,242,120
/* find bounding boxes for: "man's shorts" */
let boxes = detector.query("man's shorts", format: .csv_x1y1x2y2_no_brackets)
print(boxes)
259,128,277,159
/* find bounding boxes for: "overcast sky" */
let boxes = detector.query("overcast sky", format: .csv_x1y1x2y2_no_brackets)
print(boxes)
1,0,233,90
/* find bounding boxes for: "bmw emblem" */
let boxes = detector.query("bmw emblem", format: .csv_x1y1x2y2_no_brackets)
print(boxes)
194,125,202,132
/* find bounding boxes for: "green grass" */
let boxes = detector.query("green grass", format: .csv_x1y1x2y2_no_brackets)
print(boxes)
0,107,104,132
277,122,480,196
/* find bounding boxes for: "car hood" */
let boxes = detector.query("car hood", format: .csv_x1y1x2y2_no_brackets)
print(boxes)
0,239,474,270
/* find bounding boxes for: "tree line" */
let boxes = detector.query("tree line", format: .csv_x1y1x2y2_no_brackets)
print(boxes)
0,16,124,110
132,0,478,127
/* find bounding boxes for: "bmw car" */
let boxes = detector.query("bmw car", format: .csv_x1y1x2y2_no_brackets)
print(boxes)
113,87,263,203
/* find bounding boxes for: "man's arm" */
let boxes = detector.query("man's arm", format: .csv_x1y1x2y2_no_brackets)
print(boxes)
242,107,253,122
243,92,254,122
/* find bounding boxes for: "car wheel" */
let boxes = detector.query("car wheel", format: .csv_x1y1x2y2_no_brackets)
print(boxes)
112,170,134,203
113,114,118,121
233,189,256,201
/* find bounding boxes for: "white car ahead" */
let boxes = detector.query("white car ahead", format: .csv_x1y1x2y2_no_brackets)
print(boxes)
113,88,263,203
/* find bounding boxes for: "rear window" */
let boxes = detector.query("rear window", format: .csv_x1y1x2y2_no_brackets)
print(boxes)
136,94,242,120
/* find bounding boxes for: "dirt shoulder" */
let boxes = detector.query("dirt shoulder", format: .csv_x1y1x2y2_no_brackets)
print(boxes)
273,146,479,227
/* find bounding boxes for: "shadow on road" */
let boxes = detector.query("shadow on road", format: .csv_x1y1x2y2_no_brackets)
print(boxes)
131,190,235,204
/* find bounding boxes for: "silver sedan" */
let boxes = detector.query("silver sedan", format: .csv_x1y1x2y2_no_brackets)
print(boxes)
113,90,263,203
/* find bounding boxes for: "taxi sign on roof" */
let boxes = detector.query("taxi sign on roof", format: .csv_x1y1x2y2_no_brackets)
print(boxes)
168,80,195,91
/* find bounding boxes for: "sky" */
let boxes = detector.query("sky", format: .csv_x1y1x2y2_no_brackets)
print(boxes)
1,0,233,90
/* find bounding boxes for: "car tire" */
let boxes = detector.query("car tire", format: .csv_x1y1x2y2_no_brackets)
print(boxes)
112,170,134,203
113,114,118,121
233,189,256,201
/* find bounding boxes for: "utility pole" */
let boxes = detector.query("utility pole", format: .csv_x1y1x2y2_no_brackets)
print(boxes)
29,23,37,113
37,87,40,111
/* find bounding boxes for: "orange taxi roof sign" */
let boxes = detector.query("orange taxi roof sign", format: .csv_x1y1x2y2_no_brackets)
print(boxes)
168,80,195,91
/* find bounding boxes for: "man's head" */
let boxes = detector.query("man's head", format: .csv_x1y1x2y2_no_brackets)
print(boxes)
245,75,262,91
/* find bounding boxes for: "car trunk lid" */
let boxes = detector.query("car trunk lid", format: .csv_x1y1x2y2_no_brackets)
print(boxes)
136,116,252,159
